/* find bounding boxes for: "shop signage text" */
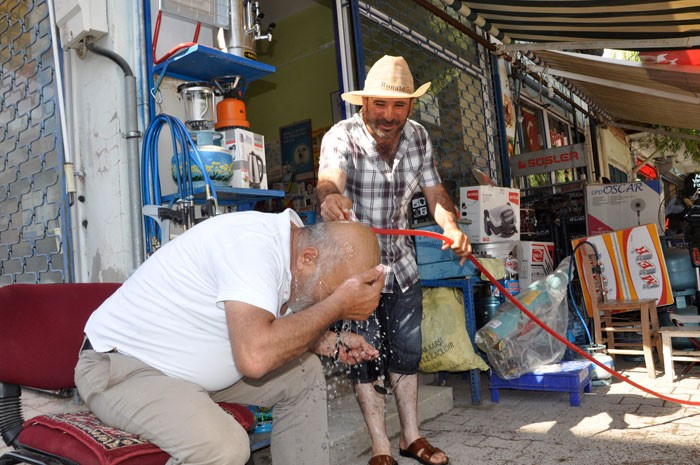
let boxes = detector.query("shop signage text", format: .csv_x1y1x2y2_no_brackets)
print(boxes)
511,143,587,177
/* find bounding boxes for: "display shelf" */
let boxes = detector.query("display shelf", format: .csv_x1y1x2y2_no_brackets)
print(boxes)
154,44,275,86
162,186,284,210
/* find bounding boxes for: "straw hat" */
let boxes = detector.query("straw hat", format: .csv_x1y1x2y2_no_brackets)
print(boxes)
341,55,431,106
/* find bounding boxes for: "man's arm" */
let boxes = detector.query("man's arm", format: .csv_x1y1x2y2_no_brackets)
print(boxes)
317,170,353,221
225,264,384,379
422,184,471,264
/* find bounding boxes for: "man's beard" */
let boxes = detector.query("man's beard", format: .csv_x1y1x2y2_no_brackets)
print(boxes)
288,265,322,313
363,111,404,141
363,112,404,164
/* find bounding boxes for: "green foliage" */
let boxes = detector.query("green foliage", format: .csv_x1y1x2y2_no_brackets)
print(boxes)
649,127,700,164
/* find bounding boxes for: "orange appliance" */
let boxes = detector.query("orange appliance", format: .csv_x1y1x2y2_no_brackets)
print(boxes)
213,75,250,130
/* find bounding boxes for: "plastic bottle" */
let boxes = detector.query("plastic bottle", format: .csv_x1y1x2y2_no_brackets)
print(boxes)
504,253,520,296
475,257,571,377
476,258,569,349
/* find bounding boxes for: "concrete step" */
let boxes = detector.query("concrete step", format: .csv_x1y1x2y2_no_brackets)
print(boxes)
251,374,454,465
329,383,453,465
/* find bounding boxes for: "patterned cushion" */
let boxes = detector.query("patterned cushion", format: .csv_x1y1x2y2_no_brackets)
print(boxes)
16,404,255,465
17,411,168,465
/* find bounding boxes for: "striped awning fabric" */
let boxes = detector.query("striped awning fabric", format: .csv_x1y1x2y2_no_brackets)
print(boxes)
532,50,700,129
440,0,700,50
434,1,700,129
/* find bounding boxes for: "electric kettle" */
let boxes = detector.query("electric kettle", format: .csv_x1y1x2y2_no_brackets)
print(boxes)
248,152,264,188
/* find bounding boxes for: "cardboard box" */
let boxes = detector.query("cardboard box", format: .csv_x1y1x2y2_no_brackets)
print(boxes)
222,128,268,190
515,241,555,290
585,180,663,236
572,223,674,315
459,186,520,243
414,222,477,280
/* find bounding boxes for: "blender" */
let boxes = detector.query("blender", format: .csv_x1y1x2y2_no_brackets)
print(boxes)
177,81,222,146
174,81,232,191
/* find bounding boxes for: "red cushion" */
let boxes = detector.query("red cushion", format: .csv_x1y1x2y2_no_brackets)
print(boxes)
217,402,255,432
16,404,255,465
17,412,169,465
0,283,121,390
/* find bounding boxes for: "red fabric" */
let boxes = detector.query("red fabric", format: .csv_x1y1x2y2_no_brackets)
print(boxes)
16,403,254,465
639,50,700,66
0,283,121,390
17,412,169,465
217,402,255,432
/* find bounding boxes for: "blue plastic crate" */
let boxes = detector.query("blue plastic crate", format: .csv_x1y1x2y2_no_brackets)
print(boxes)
415,223,468,265
415,222,477,279
489,361,593,407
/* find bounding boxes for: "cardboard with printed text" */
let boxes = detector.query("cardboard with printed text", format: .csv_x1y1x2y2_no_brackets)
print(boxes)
572,223,674,315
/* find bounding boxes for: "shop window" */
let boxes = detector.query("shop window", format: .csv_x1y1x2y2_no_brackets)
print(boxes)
548,115,570,147
520,102,545,152
609,165,628,183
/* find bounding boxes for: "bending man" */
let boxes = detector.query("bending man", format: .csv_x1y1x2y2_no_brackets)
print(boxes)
75,209,384,465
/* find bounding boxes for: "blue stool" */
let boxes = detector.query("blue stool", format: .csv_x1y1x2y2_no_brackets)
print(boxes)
489,361,593,407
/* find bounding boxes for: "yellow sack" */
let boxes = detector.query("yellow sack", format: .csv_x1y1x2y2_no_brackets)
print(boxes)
419,287,489,373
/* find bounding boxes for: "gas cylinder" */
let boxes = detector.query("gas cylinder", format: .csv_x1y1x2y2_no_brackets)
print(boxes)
581,344,614,385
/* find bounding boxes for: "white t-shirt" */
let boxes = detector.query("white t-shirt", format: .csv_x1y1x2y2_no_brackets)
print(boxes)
85,209,303,391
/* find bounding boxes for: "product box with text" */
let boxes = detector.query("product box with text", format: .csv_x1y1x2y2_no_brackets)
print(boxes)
572,223,674,315
222,128,268,190
515,241,555,289
585,180,662,236
459,186,520,243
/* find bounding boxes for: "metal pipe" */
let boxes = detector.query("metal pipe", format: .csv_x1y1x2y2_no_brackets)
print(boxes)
86,42,133,76
589,119,601,181
47,0,77,282
414,0,498,54
47,0,72,164
85,41,145,271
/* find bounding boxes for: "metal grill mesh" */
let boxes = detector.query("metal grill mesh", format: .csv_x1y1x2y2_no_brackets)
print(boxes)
0,0,67,284
357,0,501,194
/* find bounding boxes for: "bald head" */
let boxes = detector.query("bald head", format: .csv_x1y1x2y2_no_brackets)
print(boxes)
287,221,381,313
295,221,381,277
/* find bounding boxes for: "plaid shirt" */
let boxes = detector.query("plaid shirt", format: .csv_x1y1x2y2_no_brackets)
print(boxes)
319,112,441,293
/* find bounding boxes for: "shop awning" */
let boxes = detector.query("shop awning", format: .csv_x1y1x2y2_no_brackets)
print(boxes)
440,0,700,52
434,1,700,130
530,50,700,130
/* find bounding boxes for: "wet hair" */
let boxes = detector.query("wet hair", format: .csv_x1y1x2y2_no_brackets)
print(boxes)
295,222,344,274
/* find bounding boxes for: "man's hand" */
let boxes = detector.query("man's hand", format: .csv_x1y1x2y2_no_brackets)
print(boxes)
336,332,379,365
330,265,385,320
441,225,472,265
320,193,354,221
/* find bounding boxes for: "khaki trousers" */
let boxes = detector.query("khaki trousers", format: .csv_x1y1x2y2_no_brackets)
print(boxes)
75,350,329,465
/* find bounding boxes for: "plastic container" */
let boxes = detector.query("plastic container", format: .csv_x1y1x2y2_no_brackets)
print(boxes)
579,344,614,385
247,405,273,434
171,145,234,188
475,257,571,379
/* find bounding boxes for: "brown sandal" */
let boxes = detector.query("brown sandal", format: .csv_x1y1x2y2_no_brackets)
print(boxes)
368,455,397,465
399,437,449,465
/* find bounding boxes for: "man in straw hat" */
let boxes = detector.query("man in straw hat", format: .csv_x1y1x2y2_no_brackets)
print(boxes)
317,55,471,465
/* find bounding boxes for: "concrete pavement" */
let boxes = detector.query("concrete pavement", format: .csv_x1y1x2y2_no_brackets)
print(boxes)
331,359,700,465
3,359,699,465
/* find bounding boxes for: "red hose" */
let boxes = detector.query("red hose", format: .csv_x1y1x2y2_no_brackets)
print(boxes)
152,10,202,65
371,227,700,407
